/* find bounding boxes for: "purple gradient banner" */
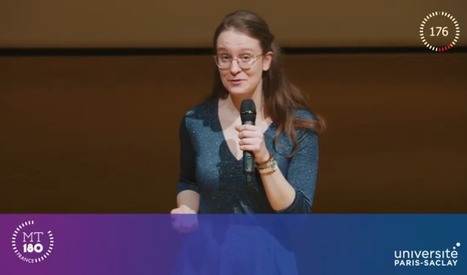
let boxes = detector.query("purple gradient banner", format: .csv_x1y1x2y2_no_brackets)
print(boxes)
0,214,466,275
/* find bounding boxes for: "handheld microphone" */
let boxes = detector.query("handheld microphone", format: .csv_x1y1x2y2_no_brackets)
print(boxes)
240,99,256,184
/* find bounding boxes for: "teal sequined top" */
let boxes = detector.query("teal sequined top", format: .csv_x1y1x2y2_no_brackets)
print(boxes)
177,99,319,213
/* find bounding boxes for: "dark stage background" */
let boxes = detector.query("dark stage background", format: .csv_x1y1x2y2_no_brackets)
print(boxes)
1,54,465,213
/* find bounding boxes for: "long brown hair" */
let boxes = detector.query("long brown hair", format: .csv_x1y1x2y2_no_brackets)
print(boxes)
209,10,325,156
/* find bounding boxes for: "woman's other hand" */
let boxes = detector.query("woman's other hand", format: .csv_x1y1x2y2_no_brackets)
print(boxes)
170,205,198,233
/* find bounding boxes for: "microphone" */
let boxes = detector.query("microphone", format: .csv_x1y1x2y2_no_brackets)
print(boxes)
240,99,256,184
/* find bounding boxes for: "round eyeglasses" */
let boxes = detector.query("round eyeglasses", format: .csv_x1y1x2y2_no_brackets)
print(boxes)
214,54,263,69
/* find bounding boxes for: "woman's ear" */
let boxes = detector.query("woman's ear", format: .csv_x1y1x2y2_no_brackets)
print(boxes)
262,51,273,71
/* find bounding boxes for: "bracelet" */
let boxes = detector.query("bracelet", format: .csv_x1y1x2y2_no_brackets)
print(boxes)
256,153,278,174
257,159,277,175
255,153,273,169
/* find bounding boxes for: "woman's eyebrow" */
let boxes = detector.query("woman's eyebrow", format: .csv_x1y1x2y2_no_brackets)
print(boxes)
217,47,255,52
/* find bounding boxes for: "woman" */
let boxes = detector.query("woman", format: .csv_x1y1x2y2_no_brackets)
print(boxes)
171,10,323,216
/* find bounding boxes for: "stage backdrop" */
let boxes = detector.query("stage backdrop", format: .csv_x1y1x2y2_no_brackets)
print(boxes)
0,0,466,48
0,53,466,213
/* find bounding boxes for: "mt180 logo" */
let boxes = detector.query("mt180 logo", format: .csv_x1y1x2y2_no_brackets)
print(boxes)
11,220,55,264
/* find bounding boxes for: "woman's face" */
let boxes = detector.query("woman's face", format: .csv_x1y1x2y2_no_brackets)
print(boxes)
216,29,272,97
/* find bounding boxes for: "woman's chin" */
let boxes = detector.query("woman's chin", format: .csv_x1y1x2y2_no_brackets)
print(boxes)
226,86,251,96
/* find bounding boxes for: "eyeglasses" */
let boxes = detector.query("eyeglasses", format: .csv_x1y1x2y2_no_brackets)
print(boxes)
213,54,263,69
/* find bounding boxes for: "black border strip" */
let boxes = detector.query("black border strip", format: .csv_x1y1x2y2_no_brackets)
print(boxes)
0,47,466,56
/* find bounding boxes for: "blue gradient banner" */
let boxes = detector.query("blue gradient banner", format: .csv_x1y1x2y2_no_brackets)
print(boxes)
0,215,465,275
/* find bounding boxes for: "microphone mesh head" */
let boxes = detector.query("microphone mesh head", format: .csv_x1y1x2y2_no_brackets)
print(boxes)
241,99,256,113
240,99,256,124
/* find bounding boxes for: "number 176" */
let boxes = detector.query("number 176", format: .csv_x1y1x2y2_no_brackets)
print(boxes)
430,27,448,37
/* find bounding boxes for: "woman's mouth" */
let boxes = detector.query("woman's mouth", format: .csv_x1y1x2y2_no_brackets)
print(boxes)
229,79,245,84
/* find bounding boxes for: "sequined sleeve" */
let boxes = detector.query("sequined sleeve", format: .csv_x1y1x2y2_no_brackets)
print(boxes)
278,112,319,213
176,115,200,194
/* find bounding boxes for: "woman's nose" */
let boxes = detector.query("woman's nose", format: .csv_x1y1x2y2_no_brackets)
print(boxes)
229,59,242,75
